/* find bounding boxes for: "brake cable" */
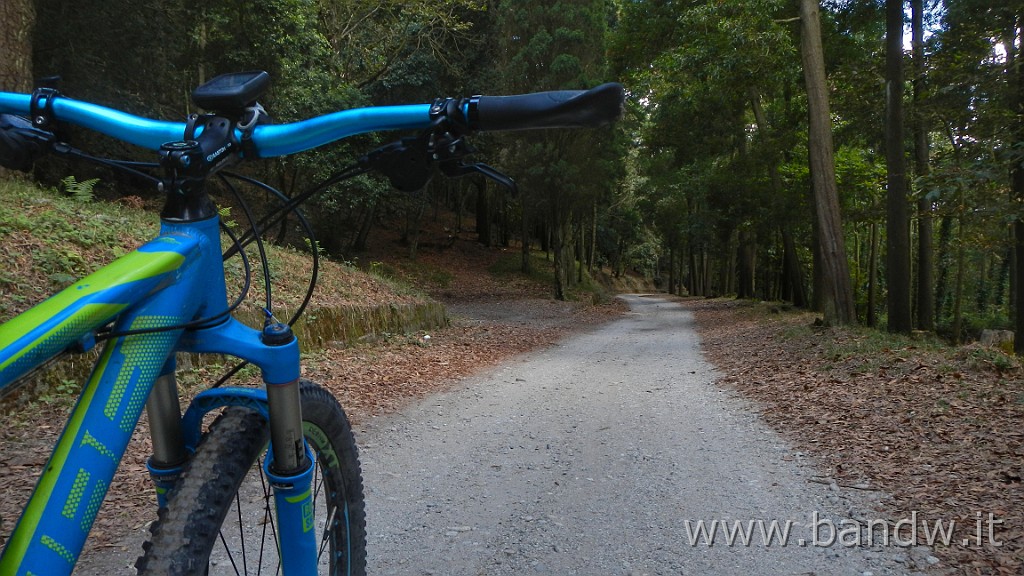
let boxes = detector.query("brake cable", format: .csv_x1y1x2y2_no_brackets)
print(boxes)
218,173,274,315
218,170,321,325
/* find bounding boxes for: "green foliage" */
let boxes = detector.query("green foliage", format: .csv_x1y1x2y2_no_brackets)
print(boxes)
489,251,553,284
30,0,486,257
23,0,1024,345
621,228,662,279
303,237,326,257
610,0,816,297
957,345,1020,374
217,206,238,231
489,0,623,298
820,324,944,374
488,249,609,303
0,181,155,316
59,176,100,203
37,379,83,406
375,259,453,290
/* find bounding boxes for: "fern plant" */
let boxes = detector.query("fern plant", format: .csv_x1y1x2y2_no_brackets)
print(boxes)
218,206,239,230
60,176,100,202
303,237,325,256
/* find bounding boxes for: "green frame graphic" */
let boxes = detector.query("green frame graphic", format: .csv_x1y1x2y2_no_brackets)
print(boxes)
0,236,192,390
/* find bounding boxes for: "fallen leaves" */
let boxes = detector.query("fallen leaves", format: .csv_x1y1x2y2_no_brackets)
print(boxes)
688,298,1023,576
304,299,625,422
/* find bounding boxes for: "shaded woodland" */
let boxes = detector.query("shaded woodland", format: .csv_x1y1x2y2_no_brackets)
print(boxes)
2,0,1024,347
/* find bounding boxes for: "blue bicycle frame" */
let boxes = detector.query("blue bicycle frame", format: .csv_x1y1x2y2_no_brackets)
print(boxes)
0,93,439,576
0,213,312,575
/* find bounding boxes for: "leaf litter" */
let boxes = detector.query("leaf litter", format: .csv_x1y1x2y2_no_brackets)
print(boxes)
688,298,1022,576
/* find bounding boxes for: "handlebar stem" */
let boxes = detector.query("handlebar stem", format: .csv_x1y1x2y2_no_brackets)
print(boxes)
157,114,239,222
158,140,217,222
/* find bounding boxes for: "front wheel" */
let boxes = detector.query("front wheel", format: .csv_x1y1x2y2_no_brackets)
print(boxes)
136,380,367,575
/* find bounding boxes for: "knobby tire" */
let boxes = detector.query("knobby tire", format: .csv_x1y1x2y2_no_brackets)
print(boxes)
136,380,367,575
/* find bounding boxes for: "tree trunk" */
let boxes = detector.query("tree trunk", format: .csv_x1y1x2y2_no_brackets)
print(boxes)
576,220,584,285
0,0,35,181
668,247,677,296
997,247,1012,314
551,204,572,300
885,0,913,334
476,180,492,246
868,222,879,327
703,249,712,296
0,0,34,92
975,253,990,313
799,0,856,325
520,194,532,274
453,179,466,236
811,207,824,311
935,214,954,321
352,202,376,252
954,218,965,344
782,227,808,307
677,255,686,296
1012,12,1024,354
749,92,807,308
589,202,598,272
737,229,756,299
406,199,426,260
615,237,624,278
500,197,512,247
689,248,701,297
912,0,935,331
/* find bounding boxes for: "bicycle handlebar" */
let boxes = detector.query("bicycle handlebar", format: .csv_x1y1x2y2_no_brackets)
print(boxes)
0,83,624,159
467,83,624,132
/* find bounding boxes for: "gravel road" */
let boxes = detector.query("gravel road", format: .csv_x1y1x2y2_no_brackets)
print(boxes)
71,294,933,575
357,295,929,576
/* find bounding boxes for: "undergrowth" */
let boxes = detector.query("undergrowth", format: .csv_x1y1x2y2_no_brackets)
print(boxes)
364,258,445,296
765,299,1020,377
489,250,611,303
0,180,154,317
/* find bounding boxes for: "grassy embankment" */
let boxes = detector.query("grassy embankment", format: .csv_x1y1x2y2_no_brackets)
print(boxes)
0,179,446,410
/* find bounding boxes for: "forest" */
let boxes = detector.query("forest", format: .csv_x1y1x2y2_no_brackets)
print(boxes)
1,0,1023,349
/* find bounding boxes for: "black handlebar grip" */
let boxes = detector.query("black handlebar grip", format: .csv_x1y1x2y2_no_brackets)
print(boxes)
468,83,625,132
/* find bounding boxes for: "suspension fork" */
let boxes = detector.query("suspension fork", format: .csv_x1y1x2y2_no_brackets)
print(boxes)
261,322,318,575
262,320,309,473
168,321,310,473
145,363,187,509
167,319,318,574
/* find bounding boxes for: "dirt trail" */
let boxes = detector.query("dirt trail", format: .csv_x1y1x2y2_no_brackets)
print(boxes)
358,295,922,575
13,294,951,575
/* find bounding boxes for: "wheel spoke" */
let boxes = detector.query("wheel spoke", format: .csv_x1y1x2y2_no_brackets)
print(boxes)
318,502,337,561
217,528,243,575
137,384,365,575
235,489,248,574
256,458,279,576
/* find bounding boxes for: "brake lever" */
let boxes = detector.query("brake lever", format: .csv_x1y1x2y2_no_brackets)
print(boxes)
439,160,518,197
432,128,518,195
0,114,55,172
359,137,433,193
363,131,518,197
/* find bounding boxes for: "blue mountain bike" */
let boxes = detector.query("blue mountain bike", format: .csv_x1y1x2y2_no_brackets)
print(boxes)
0,71,623,575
